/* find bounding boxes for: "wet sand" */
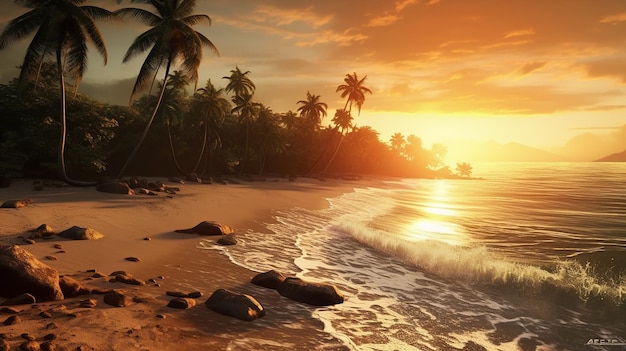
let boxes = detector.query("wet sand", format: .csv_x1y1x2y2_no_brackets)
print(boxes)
0,177,358,350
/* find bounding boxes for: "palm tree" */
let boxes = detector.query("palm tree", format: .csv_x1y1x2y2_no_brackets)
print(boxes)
320,108,353,175
318,72,371,175
390,133,405,153
456,162,473,178
191,79,230,175
336,72,372,115
252,105,284,175
0,0,112,186
296,91,327,141
223,66,255,98
116,0,219,178
231,92,261,175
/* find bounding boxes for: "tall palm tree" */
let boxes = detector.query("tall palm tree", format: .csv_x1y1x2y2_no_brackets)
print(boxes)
116,0,219,178
336,72,372,115
0,0,112,186
191,79,230,175
231,92,260,175
252,105,284,175
390,133,405,153
320,108,353,175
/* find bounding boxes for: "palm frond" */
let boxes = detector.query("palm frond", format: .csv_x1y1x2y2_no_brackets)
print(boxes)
114,7,162,26
0,8,46,49
122,26,163,62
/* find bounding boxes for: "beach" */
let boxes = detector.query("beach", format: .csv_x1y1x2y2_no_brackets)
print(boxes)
0,177,359,351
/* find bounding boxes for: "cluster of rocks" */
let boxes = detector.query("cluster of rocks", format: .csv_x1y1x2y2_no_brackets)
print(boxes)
95,177,181,196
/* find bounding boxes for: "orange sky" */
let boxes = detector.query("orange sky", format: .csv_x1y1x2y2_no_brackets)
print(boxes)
2,0,626,160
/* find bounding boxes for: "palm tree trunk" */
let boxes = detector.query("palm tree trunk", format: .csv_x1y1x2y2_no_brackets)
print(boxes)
238,120,250,176
191,112,209,174
320,132,344,176
56,50,95,187
117,57,172,179
167,120,187,175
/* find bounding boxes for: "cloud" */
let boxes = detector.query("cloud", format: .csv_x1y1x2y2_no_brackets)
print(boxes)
366,15,401,27
518,61,547,75
600,13,626,23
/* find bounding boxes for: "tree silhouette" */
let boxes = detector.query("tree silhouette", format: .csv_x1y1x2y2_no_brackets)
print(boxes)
116,0,219,178
336,72,372,115
0,0,113,186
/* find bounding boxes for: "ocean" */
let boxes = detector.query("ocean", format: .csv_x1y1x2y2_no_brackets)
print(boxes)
200,162,626,351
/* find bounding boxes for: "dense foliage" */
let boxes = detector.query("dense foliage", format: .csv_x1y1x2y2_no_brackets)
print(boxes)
0,0,460,182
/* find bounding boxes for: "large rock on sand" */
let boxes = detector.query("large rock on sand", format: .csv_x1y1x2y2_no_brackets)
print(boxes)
204,289,265,321
57,226,104,240
278,277,344,306
0,245,64,301
174,221,234,236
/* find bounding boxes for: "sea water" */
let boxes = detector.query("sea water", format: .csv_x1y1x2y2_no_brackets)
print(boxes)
201,162,626,350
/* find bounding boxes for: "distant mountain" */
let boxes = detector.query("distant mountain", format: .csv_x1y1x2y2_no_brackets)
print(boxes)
595,149,626,162
445,140,570,163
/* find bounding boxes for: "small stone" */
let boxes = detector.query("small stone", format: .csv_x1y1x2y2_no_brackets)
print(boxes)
22,238,36,245
165,291,187,298
53,244,63,249
0,339,8,351
125,257,141,262
40,341,55,351
3,315,21,325
114,274,144,286
146,278,157,284
143,237,151,241
20,333,35,341
43,334,56,341
40,311,52,318
217,233,237,246
54,250,66,254
19,340,40,351
79,299,97,308
46,322,58,329
103,291,131,307
45,255,57,261
187,291,203,299
156,314,166,319
167,298,196,309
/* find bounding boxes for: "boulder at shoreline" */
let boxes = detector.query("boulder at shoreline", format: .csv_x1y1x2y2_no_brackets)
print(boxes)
278,277,344,306
204,288,265,321
174,221,234,236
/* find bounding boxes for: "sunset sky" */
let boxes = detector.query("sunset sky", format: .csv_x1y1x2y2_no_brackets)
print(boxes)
2,0,626,160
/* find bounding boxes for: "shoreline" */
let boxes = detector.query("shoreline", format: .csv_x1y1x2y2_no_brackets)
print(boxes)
0,177,365,350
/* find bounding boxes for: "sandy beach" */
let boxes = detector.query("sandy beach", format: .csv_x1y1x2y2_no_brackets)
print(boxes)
0,177,360,351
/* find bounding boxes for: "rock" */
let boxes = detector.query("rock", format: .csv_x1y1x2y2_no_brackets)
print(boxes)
96,181,134,195
134,188,158,196
0,307,20,313
79,299,97,308
124,257,140,262
113,273,144,286
22,239,36,245
204,289,265,321
187,291,203,299
174,221,234,236
59,276,82,298
165,291,187,298
103,291,131,307
43,334,56,341
40,341,55,351
217,234,237,245
29,224,55,238
52,244,63,250
167,298,196,309
0,339,8,351
57,226,104,240
19,340,39,351
21,333,35,341
3,315,21,325
277,277,344,306
0,199,32,208
251,270,286,290
0,293,36,306
44,256,57,261
0,245,64,302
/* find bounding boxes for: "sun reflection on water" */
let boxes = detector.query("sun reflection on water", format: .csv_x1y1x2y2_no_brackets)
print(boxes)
406,181,467,246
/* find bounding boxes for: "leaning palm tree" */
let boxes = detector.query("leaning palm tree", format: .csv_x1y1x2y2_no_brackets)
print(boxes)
320,108,353,175
336,72,372,115
0,0,113,186
115,0,219,178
